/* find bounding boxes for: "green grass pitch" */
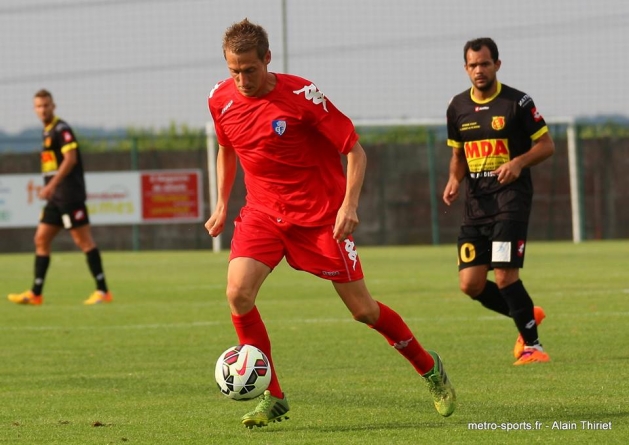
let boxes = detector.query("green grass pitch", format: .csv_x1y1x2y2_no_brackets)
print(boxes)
1,241,627,444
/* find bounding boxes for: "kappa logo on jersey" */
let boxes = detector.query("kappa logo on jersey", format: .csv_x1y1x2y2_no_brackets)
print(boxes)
209,80,225,98
63,131,73,143
464,138,510,173
491,116,505,131
531,107,543,122
343,239,358,270
272,120,287,136
293,84,328,112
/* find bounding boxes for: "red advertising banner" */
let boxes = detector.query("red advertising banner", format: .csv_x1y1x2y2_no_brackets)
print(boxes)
141,171,201,221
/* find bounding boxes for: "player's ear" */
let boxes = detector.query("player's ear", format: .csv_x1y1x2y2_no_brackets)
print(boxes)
264,50,271,65
495,59,501,71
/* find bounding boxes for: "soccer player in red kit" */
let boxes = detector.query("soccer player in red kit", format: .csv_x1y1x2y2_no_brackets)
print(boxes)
206,19,456,428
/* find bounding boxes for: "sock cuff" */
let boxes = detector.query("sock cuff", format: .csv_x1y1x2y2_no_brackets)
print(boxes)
86,247,100,257
500,279,524,296
368,301,389,330
231,306,261,328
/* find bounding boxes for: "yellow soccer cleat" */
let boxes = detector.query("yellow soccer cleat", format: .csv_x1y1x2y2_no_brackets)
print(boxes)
8,290,43,305
84,290,113,305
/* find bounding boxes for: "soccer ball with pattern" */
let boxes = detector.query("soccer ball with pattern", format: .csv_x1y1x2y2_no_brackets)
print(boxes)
215,344,271,400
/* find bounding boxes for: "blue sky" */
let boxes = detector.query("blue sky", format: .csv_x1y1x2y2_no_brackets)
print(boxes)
1,0,627,134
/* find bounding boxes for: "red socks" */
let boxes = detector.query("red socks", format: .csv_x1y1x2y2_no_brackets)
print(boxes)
232,302,434,399
231,306,283,398
369,301,435,375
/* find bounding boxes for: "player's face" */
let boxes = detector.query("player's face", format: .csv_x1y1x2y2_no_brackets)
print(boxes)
465,46,501,92
33,96,55,125
225,49,271,98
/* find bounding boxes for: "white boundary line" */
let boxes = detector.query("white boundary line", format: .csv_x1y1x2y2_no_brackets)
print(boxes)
2,311,628,331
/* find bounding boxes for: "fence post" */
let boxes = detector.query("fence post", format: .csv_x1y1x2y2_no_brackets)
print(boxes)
131,136,140,251
427,129,440,245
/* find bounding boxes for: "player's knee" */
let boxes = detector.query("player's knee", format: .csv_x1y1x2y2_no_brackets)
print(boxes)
33,232,50,251
225,283,256,312
351,304,379,325
460,280,485,299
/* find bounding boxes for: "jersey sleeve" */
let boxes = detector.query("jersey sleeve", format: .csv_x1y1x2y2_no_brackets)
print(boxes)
446,100,463,149
55,122,78,153
517,94,549,141
293,82,358,154
207,80,231,147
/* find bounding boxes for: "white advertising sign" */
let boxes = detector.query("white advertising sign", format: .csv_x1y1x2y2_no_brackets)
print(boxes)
0,170,203,228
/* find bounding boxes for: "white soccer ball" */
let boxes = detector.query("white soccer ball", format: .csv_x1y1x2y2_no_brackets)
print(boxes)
215,344,271,400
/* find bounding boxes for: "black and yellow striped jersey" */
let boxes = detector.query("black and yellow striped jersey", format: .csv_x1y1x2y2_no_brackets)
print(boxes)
41,116,86,205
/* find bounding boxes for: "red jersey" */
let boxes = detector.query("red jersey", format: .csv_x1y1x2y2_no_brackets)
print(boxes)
208,73,359,227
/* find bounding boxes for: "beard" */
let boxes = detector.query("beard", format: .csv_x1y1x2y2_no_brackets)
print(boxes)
475,77,496,92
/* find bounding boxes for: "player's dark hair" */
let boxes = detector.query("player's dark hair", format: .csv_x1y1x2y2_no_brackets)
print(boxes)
34,89,53,100
222,18,269,61
464,38,499,63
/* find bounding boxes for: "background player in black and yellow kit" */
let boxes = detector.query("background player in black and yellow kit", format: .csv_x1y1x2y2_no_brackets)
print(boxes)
442,38,555,365
8,89,113,305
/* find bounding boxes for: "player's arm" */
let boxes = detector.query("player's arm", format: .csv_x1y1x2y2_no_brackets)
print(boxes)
443,146,466,206
333,141,366,242
205,144,237,237
38,148,78,200
494,132,555,185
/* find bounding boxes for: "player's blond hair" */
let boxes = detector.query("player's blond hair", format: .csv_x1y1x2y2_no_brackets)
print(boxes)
222,18,269,61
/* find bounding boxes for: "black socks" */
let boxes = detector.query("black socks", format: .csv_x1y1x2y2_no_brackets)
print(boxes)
500,279,539,346
32,255,50,296
86,248,108,293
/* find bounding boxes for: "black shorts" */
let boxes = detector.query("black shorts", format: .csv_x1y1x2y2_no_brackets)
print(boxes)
40,202,91,229
457,220,529,271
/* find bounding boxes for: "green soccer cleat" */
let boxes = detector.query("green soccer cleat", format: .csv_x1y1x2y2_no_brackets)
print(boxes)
422,350,456,417
241,390,290,429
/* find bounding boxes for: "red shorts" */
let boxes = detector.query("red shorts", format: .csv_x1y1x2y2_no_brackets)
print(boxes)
229,207,364,283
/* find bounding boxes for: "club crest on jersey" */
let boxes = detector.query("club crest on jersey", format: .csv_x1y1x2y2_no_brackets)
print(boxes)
272,120,287,136
491,116,505,130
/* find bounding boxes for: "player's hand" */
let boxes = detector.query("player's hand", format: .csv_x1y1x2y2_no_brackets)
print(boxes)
442,178,460,206
333,205,359,242
493,160,523,185
205,208,227,237
38,183,55,200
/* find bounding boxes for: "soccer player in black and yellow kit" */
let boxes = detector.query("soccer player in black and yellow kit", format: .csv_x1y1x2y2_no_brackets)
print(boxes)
8,89,113,305
443,38,555,365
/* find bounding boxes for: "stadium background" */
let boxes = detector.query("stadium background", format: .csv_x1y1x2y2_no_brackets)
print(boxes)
1,0,628,251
